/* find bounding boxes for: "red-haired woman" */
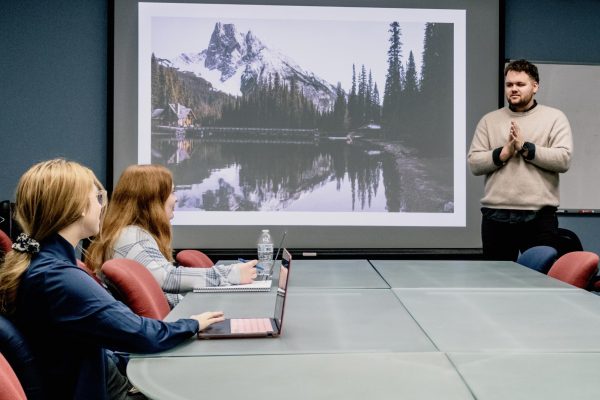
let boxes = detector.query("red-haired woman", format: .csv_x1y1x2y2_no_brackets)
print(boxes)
87,164,257,307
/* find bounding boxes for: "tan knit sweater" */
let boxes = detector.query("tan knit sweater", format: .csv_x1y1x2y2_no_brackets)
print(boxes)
468,104,572,210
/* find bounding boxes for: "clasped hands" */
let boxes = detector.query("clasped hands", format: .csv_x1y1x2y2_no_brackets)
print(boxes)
499,121,527,163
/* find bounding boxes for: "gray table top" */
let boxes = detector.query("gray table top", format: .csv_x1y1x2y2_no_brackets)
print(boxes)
128,352,475,400
394,288,600,352
449,352,600,400
287,259,389,288
371,260,575,289
158,288,436,357
128,259,600,399
219,258,388,288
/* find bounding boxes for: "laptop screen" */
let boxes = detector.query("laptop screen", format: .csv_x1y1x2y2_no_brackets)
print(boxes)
273,249,291,331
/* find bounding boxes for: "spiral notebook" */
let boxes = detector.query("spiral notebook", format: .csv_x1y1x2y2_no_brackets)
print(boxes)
193,279,272,293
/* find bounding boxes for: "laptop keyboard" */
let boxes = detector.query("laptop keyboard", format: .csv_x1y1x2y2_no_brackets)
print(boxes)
230,318,274,334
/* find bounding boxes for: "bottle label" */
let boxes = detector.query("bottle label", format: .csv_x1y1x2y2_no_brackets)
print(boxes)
257,244,273,253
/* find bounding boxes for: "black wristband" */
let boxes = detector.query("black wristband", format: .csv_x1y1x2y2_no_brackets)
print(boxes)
520,142,536,160
492,147,505,166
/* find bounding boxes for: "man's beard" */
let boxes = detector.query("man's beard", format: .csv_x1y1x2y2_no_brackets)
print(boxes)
507,93,534,109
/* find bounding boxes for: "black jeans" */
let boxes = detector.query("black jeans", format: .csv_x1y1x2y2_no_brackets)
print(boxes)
481,207,559,261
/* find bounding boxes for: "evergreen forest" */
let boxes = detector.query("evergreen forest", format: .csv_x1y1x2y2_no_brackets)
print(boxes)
151,22,453,155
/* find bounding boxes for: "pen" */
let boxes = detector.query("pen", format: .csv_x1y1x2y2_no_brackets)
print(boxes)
239,258,263,266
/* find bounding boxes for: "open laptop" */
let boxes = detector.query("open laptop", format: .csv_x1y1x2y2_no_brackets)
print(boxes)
198,249,292,339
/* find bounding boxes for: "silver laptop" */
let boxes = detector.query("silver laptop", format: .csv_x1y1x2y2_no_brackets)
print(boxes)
198,249,292,339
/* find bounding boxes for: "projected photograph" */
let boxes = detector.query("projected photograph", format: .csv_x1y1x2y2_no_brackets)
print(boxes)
138,3,465,226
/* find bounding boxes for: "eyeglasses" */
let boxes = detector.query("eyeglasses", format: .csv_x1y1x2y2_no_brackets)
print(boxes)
96,189,108,207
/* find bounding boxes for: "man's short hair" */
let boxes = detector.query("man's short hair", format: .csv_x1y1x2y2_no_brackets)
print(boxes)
504,59,539,83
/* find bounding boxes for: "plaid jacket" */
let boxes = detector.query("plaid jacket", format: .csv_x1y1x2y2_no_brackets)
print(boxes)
112,225,241,307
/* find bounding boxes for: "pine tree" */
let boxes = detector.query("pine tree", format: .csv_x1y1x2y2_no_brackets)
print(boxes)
397,50,420,140
404,51,418,94
333,82,347,131
382,21,403,139
348,64,358,128
420,23,454,155
358,64,367,126
372,83,381,124
151,54,159,109
399,62,406,91
366,70,374,123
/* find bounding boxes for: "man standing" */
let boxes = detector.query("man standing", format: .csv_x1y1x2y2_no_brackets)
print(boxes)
468,59,573,260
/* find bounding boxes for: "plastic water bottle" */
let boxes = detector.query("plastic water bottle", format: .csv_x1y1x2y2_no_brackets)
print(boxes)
256,229,274,277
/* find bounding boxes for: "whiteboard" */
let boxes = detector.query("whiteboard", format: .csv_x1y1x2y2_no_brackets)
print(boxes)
530,63,600,210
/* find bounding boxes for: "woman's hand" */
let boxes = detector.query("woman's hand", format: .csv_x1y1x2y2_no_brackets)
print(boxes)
191,311,225,331
238,259,258,283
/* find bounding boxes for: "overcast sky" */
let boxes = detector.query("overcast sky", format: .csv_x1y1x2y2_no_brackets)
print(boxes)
146,4,447,93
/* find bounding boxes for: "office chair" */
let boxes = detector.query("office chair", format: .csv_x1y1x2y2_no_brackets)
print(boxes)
556,227,583,257
175,249,214,268
0,353,26,400
0,229,12,257
547,251,599,289
101,259,170,319
0,315,44,400
516,246,557,274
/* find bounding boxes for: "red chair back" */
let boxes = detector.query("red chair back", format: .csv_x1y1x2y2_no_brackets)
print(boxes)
176,249,214,268
101,259,170,319
0,353,26,400
548,251,599,289
0,230,12,256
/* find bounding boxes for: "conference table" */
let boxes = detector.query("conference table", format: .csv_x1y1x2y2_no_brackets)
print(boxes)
127,259,600,399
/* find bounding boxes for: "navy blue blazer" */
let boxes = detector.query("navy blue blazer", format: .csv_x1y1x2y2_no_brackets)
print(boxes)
14,234,199,400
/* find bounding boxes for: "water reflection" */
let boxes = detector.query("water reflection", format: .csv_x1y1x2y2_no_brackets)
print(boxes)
152,134,453,213
167,138,192,164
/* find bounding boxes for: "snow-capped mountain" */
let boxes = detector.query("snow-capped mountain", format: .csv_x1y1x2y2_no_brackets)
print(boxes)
167,22,337,110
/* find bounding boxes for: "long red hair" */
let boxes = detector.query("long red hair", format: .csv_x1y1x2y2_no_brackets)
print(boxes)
87,164,174,272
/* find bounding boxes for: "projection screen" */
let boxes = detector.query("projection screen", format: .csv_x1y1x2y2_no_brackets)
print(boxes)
112,0,500,254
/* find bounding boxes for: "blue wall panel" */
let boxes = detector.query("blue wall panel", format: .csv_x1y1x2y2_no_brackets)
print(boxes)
0,0,107,198
0,0,598,253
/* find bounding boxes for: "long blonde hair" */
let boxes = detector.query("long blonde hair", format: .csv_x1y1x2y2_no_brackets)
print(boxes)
0,159,102,314
87,164,174,273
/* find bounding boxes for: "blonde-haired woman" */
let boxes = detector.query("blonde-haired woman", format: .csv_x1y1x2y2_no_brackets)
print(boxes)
87,164,257,308
0,159,224,399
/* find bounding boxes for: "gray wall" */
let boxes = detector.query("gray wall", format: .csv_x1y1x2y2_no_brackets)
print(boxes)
0,0,107,196
1,0,599,254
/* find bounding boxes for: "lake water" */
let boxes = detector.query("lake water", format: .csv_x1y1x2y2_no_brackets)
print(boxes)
152,134,453,213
